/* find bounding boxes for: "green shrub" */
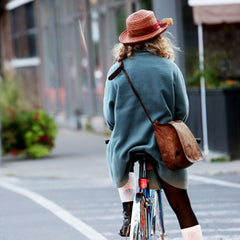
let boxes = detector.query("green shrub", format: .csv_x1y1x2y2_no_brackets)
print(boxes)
1,109,57,159
0,72,57,158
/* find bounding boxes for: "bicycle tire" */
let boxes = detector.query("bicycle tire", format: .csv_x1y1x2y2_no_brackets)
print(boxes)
151,190,166,240
130,193,149,240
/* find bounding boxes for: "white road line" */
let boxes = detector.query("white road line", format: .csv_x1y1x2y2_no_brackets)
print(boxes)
0,180,108,240
167,227,240,234
189,175,240,189
170,236,240,240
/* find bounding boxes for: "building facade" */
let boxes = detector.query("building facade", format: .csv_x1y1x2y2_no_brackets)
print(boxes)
0,0,195,130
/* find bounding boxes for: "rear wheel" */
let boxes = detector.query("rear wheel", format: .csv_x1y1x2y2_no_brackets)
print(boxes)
151,190,166,240
130,193,148,240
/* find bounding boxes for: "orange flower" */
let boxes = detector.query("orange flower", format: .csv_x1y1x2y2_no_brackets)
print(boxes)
34,113,39,120
226,79,234,85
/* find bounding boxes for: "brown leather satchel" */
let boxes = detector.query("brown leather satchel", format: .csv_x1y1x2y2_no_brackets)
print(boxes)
153,120,203,170
109,61,203,170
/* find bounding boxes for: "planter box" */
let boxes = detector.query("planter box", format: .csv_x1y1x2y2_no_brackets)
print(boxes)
186,88,240,159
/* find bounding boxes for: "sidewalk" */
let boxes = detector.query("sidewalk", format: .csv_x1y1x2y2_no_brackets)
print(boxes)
0,128,240,179
0,129,109,182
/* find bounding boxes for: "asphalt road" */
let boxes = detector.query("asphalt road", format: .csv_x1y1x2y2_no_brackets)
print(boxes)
0,129,240,240
0,174,240,240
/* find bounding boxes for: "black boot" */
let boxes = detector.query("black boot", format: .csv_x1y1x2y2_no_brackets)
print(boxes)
119,201,133,237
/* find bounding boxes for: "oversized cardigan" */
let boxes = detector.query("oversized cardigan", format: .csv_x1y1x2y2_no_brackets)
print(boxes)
103,50,189,189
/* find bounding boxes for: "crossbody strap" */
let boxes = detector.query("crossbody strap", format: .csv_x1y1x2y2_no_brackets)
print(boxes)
120,61,154,125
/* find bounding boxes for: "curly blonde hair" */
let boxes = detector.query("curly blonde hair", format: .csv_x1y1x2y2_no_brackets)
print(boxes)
112,34,178,63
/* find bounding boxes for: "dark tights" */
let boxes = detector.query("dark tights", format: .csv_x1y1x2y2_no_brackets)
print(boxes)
158,177,199,229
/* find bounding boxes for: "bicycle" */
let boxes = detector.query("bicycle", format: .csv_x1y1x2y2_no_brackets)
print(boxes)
129,151,166,240
105,138,201,239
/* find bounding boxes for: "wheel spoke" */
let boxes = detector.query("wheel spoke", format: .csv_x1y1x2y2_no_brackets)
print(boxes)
130,193,149,240
150,190,167,239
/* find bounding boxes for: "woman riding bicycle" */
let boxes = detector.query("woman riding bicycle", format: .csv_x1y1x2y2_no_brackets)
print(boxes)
103,9,203,240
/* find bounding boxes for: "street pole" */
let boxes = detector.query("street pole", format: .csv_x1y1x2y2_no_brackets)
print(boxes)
198,23,209,157
85,0,97,116
0,109,2,166
125,0,140,15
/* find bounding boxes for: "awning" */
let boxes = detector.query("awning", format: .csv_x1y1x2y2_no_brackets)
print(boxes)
193,4,240,24
188,0,240,6
188,0,240,24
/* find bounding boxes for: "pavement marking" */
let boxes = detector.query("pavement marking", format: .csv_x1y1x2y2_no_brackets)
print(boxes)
189,175,240,189
167,227,240,234
168,236,240,240
0,180,108,240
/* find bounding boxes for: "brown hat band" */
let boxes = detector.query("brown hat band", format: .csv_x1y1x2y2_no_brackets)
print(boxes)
127,20,167,37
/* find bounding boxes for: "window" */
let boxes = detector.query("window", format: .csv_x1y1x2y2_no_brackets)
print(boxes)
10,1,37,59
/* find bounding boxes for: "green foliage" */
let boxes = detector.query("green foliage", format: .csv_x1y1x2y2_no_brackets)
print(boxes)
186,51,240,89
210,157,229,162
1,109,57,159
27,144,51,159
24,109,57,153
85,122,93,132
186,67,219,89
0,72,31,114
0,72,57,159
1,111,28,155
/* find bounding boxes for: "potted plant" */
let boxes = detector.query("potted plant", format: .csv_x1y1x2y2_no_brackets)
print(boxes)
186,52,240,159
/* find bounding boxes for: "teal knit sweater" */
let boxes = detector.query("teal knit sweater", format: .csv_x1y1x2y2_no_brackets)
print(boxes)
103,50,189,189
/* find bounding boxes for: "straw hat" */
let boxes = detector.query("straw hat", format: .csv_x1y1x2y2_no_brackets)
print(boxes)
119,9,173,44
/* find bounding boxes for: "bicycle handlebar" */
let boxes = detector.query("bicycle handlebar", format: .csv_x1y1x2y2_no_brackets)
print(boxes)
195,138,201,144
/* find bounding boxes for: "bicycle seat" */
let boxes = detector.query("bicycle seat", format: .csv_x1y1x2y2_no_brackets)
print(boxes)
131,151,161,190
131,151,154,162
